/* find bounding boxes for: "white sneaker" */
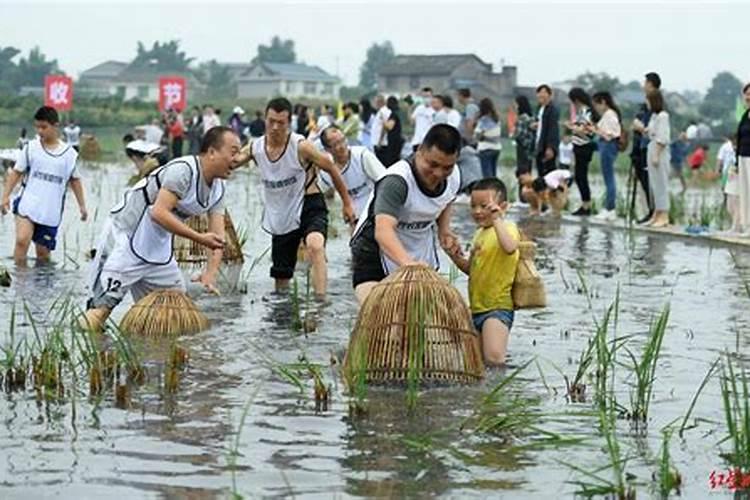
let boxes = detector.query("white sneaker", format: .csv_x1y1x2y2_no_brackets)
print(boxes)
594,209,617,222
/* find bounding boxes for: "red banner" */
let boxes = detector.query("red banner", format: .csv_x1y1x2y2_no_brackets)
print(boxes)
44,75,73,111
158,76,187,112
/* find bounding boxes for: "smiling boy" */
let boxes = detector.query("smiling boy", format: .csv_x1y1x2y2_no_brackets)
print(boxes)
445,177,520,366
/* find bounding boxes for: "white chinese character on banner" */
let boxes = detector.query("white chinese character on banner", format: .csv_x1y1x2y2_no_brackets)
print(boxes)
49,81,69,105
163,82,182,108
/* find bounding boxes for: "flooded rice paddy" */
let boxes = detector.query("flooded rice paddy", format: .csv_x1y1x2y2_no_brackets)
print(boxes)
1,159,748,499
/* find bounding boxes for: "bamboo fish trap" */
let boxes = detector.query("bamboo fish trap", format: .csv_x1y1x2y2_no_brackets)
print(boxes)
344,264,484,385
119,290,209,337
79,135,101,161
174,210,245,291
511,240,546,309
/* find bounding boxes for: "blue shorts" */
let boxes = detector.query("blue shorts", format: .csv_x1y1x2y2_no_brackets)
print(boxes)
12,197,59,251
472,309,514,332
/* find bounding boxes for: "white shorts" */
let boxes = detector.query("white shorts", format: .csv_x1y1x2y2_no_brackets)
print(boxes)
87,220,184,310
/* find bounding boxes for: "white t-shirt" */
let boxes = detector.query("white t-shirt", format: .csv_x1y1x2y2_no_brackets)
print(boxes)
202,113,221,134
446,109,462,129
717,140,736,173
535,106,545,147
558,141,574,166
685,124,698,140
64,125,81,146
411,104,435,146
144,124,164,145
370,106,392,147
543,169,572,189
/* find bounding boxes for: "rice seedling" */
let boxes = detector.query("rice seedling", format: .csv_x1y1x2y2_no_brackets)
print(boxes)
622,304,670,427
227,385,261,500
164,343,189,394
119,290,210,337
565,296,617,403
462,359,540,440
1,304,29,393
565,397,637,500
653,428,682,497
668,192,685,225
678,356,720,437
719,351,750,472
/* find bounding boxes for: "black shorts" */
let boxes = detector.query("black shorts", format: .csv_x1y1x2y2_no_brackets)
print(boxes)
270,193,328,280
350,222,386,288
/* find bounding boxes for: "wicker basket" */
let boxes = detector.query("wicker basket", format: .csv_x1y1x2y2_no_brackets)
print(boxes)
512,241,546,309
548,189,568,213
344,264,484,385
120,290,209,337
79,135,101,161
175,210,244,265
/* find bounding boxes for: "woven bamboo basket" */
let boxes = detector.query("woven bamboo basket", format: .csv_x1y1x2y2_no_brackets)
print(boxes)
174,210,243,265
511,241,546,309
548,190,568,213
79,135,101,161
119,290,209,337
343,264,484,385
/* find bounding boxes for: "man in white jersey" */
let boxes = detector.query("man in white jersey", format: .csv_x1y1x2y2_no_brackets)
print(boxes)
63,120,81,152
1,106,87,266
319,125,386,223
410,87,435,152
235,98,355,299
350,124,463,305
82,126,241,332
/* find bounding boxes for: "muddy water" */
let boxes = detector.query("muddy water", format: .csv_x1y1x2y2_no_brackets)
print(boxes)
0,160,747,499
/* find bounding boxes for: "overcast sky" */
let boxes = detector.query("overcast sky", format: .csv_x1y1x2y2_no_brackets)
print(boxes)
2,1,747,93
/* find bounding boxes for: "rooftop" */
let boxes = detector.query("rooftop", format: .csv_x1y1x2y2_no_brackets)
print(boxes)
377,54,492,76
238,62,339,83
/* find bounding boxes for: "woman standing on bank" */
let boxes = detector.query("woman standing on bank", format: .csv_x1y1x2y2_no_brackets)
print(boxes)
590,91,622,222
736,83,750,234
565,87,598,216
638,90,671,227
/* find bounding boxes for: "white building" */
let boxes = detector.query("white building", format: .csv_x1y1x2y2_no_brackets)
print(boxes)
235,62,340,99
78,60,198,102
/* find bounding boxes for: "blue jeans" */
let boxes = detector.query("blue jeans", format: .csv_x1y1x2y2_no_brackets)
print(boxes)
598,139,618,210
472,309,515,332
479,149,500,179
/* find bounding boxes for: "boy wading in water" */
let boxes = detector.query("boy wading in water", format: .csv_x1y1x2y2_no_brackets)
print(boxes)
445,178,520,366
1,106,88,266
350,124,462,305
82,127,240,331
235,98,355,299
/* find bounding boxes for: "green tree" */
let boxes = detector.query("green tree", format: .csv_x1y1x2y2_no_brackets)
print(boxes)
195,59,233,97
573,71,623,94
252,36,296,64
130,40,194,72
700,71,743,121
359,41,395,91
15,47,59,87
0,46,21,94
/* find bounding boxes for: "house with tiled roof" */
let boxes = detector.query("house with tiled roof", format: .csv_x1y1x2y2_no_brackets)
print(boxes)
376,54,522,108
235,62,340,99
78,61,200,102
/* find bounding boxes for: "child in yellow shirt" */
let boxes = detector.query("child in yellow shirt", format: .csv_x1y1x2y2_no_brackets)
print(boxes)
445,178,520,366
